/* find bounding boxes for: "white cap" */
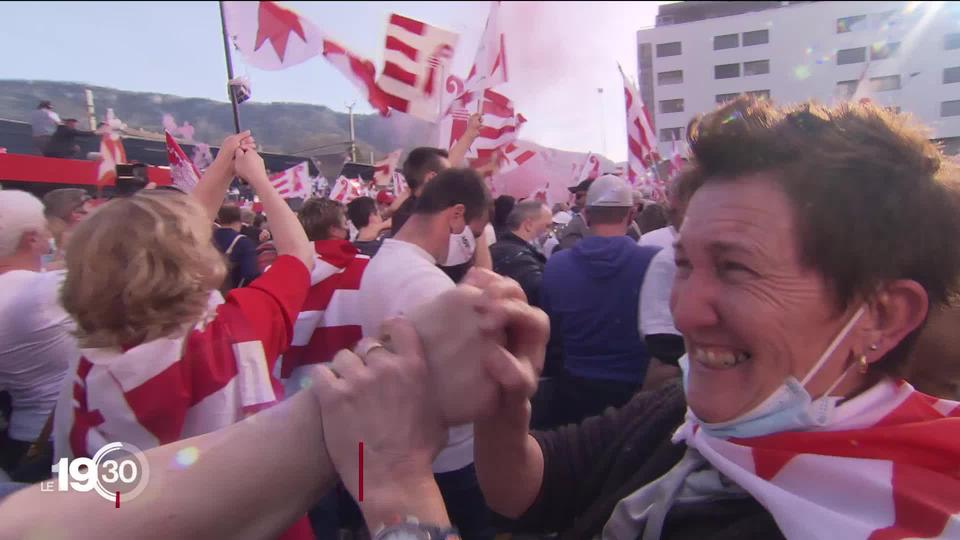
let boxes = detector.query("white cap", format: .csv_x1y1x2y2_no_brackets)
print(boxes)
552,211,573,225
586,175,634,208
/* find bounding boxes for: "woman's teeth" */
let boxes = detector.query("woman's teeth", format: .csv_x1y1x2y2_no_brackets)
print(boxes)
691,347,750,369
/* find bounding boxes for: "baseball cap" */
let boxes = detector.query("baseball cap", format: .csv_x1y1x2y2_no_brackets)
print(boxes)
376,190,395,205
42,188,91,220
568,178,595,194
586,175,634,208
552,211,573,226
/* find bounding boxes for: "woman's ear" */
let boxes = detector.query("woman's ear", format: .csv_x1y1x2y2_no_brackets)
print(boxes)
862,280,929,364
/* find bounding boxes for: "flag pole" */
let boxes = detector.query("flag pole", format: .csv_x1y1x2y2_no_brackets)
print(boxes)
218,1,242,133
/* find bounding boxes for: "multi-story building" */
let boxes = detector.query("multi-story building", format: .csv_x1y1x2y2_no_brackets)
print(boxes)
637,1,960,155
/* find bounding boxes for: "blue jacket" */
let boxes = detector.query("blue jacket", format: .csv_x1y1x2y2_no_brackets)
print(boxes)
541,235,660,383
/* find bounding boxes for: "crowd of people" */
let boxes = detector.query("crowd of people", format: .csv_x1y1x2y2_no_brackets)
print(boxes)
0,96,959,540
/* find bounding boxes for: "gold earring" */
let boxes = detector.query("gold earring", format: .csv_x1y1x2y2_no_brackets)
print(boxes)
858,354,869,374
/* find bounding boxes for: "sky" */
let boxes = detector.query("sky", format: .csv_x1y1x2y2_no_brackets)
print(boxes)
0,1,667,162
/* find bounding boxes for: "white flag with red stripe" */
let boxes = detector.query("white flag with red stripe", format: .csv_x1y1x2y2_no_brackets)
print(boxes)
268,161,311,199
496,141,538,174
462,1,508,99
97,131,126,185
669,137,685,178
329,176,364,203
322,38,391,116
373,149,402,186
392,171,409,195
620,64,660,188
439,85,526,166
665,380,960,540
378,13,459,122
222,1,324,70
165,131,201,193
576,152,601,183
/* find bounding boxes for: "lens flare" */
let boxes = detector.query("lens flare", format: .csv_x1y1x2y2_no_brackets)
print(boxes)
793,65,812,80
173,446,200,469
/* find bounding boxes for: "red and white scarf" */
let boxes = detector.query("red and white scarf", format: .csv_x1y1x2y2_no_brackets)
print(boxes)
673,379,960,539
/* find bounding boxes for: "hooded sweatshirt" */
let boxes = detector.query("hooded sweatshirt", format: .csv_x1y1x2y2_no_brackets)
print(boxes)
540,235,660,383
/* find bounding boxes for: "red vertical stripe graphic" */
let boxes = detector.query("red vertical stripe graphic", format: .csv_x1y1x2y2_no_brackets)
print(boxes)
358,441,364,502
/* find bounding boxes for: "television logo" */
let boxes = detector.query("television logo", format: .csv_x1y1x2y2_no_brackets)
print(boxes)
41,442,150,507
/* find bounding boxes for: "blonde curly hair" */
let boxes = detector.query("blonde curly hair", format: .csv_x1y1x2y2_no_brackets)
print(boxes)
62,191,226,348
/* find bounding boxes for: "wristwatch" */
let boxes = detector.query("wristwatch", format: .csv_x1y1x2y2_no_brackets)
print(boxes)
373,522,460,540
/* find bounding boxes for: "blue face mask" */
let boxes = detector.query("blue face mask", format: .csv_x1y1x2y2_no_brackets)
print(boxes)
680,305,866,439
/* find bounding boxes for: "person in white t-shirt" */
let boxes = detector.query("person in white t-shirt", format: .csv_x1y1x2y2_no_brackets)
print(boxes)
29,101,61,153
636,174,696,392
358,167,493,539
0,191,76,477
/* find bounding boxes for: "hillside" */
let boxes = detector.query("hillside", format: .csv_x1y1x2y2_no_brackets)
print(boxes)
0,79,435,161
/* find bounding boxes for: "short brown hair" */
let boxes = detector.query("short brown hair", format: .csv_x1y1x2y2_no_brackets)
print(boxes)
217,204,242,225
62,191,226,348
414,168,491,222
299,198,346,241
681,97,960,375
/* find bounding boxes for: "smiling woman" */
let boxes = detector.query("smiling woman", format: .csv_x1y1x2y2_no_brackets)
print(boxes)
473,96,960,540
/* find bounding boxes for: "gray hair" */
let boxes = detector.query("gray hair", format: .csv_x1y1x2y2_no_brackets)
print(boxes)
506,200,548,231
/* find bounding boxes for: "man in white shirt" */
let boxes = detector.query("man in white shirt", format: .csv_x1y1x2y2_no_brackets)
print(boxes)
358,167,493,539
0,191,76,477
29,101,61,153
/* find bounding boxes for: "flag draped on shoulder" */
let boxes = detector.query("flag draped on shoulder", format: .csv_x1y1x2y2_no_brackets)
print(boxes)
165,131,201,193
222,1,324,70
668,380,960,540
377,13,459,122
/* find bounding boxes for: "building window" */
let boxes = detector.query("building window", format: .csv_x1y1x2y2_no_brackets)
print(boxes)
714,33,739,50
656,41,682,57
659,99,684,114
747,90,771,100
716,92,741,104
715,63,740,79
942,100,960,117
945,67,960,85
947,33,960,51
870,10,896,29
837,47,867,65
657,70,683,85
870,41,900,60
837,15,867,33
836,80,859,99
870,75,901,92
660,127,683,142
742,29,769,46
743,60,770,76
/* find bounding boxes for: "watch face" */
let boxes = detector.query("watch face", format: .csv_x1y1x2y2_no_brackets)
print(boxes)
375,524,430,540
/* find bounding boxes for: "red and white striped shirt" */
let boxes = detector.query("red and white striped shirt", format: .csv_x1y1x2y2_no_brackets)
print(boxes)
279,240,370,393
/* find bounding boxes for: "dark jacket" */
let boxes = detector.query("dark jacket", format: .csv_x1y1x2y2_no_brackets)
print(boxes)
352,239,383,258
43,125,87,158
213,227,260,289
541,236,659,383
491,232,547,307
391,196,417,236
511,382,782,539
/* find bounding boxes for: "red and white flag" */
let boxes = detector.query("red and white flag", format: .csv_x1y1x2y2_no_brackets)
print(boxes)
461,1,508,100
620,64,660,187
165,131,201,193
280,240,370,389
222,1,323,70
373,149,402,186
97,132,126,185
576,152,601,183
497,141,537,174
378,14,459,122
660,380,960,540
392,171,408,195
269,161,311,199
322,38,390,116
669,137,685,178
329,176,363,203
439,86,526,166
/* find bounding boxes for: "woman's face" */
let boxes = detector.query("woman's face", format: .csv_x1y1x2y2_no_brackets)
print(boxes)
671,175,862,423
